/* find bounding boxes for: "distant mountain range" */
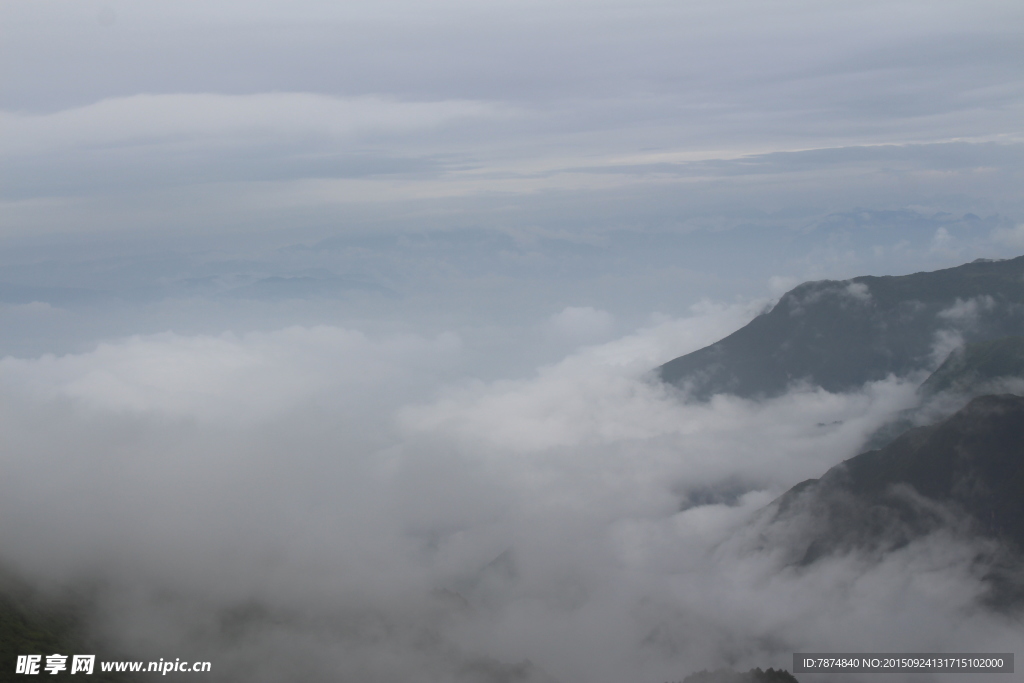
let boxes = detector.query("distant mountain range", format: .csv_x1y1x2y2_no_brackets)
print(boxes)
658,256,1024,399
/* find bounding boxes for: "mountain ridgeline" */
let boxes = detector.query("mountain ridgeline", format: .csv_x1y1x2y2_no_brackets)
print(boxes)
919,335,1024,397
656,256,1024,608
659,256,1024,399
771,394,1024,553
763,394,1024,605
862,334,1024,450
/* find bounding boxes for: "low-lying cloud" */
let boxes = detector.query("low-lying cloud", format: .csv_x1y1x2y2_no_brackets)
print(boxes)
0,326,462,420
2,302,1018,682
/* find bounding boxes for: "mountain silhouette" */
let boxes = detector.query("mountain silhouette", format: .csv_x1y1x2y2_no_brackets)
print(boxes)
919,335,1024,397
765,394,1024,603
659,256,1024,399
865,335,1024,449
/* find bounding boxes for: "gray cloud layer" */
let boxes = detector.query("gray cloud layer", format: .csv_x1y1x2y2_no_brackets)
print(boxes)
1,310,1020,681
2,2,1024,680
2,0,1023,241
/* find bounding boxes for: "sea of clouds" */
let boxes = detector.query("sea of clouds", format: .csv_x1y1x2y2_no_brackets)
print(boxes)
3,0,1023,678
2,300,1020,683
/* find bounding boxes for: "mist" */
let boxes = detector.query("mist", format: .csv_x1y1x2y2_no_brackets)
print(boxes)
1,299,1019,682
4,0,1024,680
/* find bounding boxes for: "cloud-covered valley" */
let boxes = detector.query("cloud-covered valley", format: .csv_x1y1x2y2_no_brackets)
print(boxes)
2,302,1017,682
4,1,1024,680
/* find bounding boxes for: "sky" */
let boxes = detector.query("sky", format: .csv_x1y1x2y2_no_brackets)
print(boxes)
1,0,1023,357
2,1,1024,681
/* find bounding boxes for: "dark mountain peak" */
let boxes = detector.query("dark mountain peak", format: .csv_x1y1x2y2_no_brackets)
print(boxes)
659,255,1024,400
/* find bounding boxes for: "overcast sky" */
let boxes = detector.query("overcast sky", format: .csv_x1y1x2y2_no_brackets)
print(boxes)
2,2,1024,681
1,0,1022,357
3,0,1022,239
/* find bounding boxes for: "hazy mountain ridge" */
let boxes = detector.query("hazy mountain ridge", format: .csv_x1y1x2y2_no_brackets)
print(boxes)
919,335,1024,397
659,256,1024,399
865,335,1024,449
761,394,1024,603
651,258,1024,608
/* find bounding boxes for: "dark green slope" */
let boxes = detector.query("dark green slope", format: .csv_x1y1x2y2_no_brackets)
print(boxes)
0,576,132,683
659,256,1024,399
769,395,1024,579
919,335,1024,396
863,335,1024,449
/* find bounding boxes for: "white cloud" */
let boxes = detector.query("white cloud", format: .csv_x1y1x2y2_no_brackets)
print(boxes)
0,307,1017,682
768,275,799,297
0,326,461,419
0,93,505,156
937,295,996,326
545,306,614,346
3,301,62,314
845,281,871,302
991,223,1024,249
